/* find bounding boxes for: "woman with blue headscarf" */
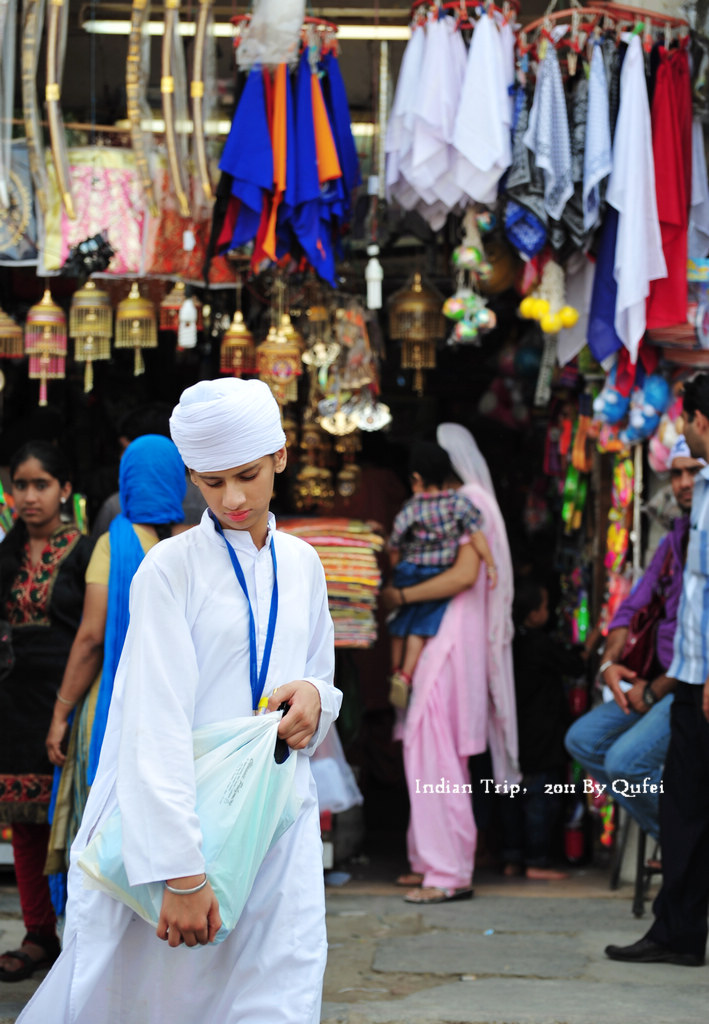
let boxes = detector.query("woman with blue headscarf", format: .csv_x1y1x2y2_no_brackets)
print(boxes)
44,435,187,874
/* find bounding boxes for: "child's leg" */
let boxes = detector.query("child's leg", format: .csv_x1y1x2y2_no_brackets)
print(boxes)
390,635,405,672
522,771,568,879
401,634,426,680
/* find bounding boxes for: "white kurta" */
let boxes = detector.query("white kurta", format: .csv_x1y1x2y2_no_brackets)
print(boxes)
19,511,341,1024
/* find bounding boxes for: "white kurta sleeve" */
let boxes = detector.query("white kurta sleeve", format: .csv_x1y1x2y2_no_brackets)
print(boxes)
300,554,340,756
115,558,205,886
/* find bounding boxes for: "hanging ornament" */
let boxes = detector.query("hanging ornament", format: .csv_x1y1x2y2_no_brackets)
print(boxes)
388,272,444,396
278,312,305,354
25,290,66,406
295,414,334,512
160,280,204,334
256,323,302,407
443,208,498,347
69,279,113,393
518,258,579,334
115,282,157,376
220,310,256,377
365,244,383,311
0,306,24,359
177,289,200,351
335,430,362,498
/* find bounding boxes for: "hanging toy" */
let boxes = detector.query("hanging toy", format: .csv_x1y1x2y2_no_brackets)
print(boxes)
619,374,671,446
648,393,684,473
592,362,631,426
443,208,498,347
518,258,579,334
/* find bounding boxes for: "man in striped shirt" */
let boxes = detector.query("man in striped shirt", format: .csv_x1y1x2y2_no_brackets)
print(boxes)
606,373,709,967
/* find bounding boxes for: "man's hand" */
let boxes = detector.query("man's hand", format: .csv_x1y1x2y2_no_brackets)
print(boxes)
157,877,221,948
380,585,402,612
267,679,321,749
604,663,638,713
624,679,650,715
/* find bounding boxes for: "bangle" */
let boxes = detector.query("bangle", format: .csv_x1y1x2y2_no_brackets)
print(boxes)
486,564,496,576
55,692,76,708
599,659,615,676
164,875,208,895
399,588,407,605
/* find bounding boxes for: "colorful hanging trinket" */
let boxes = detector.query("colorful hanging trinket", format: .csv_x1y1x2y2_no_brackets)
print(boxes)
69,279,113,392
25,290,66,406
115,282,157,376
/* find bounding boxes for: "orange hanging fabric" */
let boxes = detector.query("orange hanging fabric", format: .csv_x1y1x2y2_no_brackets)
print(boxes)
311,73,341,184
262,63,288,262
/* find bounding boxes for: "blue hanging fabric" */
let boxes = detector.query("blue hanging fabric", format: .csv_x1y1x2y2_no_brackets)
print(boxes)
276,64,298,259
292,50,336,285
321,51,361,212
219,66,274,249
587,206,623,363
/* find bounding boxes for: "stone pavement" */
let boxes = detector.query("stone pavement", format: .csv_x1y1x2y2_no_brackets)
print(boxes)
1,864,707,1023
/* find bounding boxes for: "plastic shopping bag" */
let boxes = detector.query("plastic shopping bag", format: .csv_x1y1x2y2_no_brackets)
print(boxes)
77,712,302,943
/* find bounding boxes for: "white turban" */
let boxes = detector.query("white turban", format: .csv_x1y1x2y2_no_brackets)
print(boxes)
170,378,286,471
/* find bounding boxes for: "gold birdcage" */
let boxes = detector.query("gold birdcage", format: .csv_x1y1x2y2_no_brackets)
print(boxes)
220,311,256,378
69,280,113,392
0,306,24,359
25,290,67,406
159,280,204,333
256,324,302,406
115,282,157,376
388,272,444,396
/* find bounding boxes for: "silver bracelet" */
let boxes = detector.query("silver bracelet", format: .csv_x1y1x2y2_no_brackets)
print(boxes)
164,875,208,895
599,659,615,676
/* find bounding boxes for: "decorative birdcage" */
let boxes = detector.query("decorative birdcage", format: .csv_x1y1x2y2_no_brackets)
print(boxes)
0,306,24,359
256,323,302,406
220,311,256,377
159,280,204,334
69,280,113,392
25,290,67,406
115,282,157,376
388,272,444,396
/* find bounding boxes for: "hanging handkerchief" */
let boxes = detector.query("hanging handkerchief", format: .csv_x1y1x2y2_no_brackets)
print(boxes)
689,118,709,260
524,41,573,222
385,21,425,207
583,42,612,233
607,35,666,361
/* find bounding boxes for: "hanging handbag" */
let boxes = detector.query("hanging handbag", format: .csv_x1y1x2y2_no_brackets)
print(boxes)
619,544,674,680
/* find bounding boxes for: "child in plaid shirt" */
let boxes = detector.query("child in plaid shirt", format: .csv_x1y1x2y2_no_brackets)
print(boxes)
387,441,496,708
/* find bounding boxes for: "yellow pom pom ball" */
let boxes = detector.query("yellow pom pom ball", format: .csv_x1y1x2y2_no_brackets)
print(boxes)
540,312,563,334
532,299,550,319
519,297,536,319
559,305,580,328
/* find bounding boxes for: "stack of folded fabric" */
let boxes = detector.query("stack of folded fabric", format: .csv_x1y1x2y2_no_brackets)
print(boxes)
278,518,384,648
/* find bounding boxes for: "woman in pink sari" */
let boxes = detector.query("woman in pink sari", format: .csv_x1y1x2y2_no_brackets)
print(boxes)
383,424,519,904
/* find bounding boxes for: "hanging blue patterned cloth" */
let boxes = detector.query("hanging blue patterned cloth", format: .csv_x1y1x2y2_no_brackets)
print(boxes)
86,435,186,783
219,66,274,249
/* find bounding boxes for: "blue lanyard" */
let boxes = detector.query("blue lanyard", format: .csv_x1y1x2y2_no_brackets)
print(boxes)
209,511,279,710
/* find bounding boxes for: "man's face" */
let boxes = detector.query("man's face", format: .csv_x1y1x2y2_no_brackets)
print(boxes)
682,408,705,460
670,456,702,512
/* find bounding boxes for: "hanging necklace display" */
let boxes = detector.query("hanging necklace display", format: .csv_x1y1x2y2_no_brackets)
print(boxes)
70,279,113,393
220,277,256,378
388,272,444,397
126,0,158,215
21,0,47,215
191,0,215,205
162,0,191,218
25,290,67,407
115,282,157,376
45,0,75,219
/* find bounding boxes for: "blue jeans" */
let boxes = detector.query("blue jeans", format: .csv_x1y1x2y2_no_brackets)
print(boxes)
564,694,673,841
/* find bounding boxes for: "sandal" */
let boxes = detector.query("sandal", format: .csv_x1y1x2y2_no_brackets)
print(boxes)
404,886,474,904
0,933,60,983
388,670,412,710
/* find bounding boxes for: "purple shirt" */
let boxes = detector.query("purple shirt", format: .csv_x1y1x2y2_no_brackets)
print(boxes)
609,515,689,672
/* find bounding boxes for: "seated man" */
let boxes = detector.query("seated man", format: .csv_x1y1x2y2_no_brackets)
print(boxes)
565,437,703,841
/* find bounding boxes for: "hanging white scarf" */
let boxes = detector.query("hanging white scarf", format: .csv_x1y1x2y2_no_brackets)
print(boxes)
607,34,666,362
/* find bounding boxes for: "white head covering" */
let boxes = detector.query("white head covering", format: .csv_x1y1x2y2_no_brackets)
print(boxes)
436,422,495,497
170,378,286,472
667,434,707,471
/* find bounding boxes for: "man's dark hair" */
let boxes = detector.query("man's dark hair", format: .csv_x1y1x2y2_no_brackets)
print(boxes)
682,374,709,422
513,578,545,628
117,403,172,442
408,441,452,489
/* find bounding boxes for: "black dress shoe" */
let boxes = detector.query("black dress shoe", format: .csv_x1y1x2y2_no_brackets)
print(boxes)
605,937,704,967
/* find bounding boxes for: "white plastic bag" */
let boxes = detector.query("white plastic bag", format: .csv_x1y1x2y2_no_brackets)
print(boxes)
78,712,302,943
236,0,305,69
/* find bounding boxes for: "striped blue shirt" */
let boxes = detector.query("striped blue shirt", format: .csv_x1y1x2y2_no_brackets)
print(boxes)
669,466,709,684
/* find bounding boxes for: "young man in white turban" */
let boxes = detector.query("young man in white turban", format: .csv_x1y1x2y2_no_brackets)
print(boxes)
18,378,341,1024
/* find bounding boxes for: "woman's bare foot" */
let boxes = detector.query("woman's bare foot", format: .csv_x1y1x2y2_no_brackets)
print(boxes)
396,872,424,887
525,866,569,880
502,863,523,877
